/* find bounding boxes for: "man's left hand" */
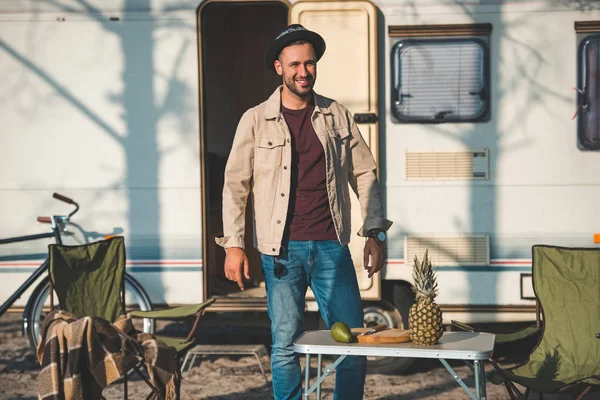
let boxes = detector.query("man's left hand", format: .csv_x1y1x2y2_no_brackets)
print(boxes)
363,238,386,278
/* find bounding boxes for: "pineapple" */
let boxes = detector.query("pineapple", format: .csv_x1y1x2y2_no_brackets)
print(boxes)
408,250,443,345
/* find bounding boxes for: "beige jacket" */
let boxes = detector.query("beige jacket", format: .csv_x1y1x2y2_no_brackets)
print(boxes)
216,87,392,256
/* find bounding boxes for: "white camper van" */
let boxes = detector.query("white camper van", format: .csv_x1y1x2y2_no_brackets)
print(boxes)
1,0,599,372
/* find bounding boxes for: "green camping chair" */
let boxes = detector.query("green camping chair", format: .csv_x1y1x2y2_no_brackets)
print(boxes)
453,245,600,400
47,236,215,400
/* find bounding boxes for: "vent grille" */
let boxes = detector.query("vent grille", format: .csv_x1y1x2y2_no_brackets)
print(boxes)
406,149,489,180
574,21,600,34
405,234,490,266
389,23,493,37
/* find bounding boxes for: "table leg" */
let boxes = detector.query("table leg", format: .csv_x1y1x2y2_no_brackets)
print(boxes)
439,359,478,400
303,355,346,398
305,354,310,399
316,354,322,400
478,360,487,399
474,360,480,398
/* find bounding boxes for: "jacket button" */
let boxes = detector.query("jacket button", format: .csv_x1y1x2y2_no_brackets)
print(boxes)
272,248,276,252
277,220,281,224
283,166,288,170
280,193,285,197
268,141,272,146
287,139,290,143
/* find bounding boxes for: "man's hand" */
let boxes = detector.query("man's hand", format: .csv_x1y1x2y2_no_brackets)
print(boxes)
224,247,250,290
363,238,385,278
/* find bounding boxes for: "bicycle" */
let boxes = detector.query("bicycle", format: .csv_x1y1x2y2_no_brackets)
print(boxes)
0,193,154,351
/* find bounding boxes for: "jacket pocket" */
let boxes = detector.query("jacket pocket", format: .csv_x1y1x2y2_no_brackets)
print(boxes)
327,128,350,161
256,136,285,167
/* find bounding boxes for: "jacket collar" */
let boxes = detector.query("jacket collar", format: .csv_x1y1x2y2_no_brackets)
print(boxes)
264,86,331,120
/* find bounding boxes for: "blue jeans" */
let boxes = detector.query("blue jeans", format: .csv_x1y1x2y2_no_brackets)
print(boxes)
261,240,366,400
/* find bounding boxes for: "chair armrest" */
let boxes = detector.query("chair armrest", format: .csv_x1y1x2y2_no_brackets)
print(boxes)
451,320,475,332
494,325,541,345
130,298,216,320
452,320,541,345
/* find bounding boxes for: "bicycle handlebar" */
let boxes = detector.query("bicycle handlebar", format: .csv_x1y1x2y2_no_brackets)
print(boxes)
36,193,80,224
53,193,74,204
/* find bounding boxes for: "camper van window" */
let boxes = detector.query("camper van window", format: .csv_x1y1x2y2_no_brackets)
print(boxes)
577,35,600,150
391,38,490,124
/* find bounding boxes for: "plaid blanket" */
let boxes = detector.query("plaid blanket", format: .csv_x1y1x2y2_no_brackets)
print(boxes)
37,310,181,400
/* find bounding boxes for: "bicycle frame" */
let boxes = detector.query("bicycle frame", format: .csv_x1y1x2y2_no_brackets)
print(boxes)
0,192,76,317
0,226,63,317
1,193,156,351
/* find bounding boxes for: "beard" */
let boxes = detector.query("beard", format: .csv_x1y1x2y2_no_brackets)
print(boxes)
283,73,314,99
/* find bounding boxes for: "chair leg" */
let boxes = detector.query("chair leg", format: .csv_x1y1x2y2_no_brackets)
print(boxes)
503,381,518,400
123,372,128,399
132,363,164,400
576,386,592,400
488,357,524,400
145,393,157,400
524,388,530,399
510,384,527,400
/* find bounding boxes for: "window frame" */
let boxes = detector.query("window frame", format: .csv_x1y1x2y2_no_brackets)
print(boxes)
577,34,600,150
390,37,491,124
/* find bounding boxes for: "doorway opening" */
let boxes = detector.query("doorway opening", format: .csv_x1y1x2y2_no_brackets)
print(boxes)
198,1,288,302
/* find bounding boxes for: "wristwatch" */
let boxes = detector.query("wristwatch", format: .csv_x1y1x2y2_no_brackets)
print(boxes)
367,229,386,244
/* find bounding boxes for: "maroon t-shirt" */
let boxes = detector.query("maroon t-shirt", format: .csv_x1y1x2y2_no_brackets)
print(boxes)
281,102,337,241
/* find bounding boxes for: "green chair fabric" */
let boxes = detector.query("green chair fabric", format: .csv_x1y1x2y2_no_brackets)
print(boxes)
497,245,600,393
49,236,126,322
451,321,541,344
130,301,213,320
154,336,198,355
47,236,217,395
494,325,541,345
130,298,217,361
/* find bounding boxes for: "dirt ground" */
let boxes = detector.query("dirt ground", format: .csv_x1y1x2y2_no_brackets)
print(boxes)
1,312,596,400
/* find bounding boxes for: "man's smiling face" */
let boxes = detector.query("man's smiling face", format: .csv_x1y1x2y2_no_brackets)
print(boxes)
275,42,317,100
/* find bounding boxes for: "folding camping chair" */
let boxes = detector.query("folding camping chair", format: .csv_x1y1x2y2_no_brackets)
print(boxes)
453,245,600,400
44,236,215,400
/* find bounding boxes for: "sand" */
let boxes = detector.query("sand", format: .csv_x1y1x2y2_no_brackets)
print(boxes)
0,312,590,399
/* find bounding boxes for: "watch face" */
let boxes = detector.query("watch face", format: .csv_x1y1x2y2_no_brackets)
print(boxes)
377,231,386,241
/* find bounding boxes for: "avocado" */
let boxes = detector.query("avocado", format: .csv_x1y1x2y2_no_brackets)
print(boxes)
330,321,353,343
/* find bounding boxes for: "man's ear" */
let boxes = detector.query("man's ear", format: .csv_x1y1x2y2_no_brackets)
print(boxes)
274,59,283,76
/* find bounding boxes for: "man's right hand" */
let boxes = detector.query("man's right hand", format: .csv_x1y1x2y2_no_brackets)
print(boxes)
224,247,250,291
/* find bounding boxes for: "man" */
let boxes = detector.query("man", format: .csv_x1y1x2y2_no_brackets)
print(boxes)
216,24,392,400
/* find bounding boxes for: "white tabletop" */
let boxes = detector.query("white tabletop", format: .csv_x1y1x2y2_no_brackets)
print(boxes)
294,331,495,360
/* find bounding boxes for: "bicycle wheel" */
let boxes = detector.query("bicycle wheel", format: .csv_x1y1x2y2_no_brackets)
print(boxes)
25,273,155,351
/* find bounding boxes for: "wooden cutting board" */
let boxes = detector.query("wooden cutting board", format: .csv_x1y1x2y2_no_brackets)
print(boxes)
351,328,411,344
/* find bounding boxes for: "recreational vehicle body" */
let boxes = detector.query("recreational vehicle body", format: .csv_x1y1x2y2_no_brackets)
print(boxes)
1,0,599,372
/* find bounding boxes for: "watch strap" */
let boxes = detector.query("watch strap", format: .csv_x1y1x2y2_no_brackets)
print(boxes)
367,229,386,243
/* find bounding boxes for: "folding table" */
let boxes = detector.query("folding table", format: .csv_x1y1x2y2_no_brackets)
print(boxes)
294,331,495,400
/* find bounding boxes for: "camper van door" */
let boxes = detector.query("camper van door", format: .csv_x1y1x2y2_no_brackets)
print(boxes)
290,0,381,301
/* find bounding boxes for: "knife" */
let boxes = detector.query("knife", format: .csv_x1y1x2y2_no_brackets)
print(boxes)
359,324,388,336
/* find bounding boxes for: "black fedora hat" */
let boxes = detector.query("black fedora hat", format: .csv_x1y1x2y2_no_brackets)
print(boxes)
265,24,326,73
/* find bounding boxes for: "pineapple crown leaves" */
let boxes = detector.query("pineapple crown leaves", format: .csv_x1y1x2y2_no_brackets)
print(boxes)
411,249,439,303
